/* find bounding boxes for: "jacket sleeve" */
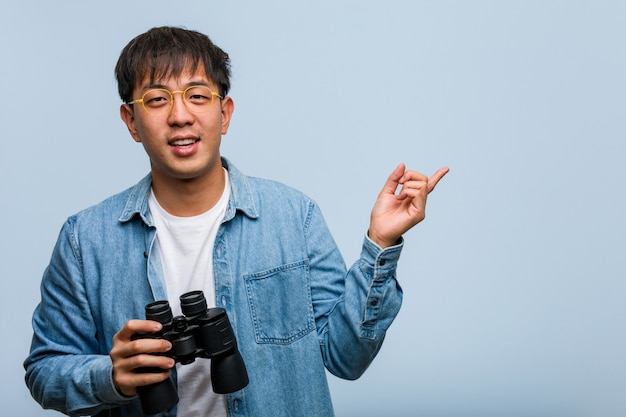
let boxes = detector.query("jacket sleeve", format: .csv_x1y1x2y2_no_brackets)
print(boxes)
23,218,132,416
305,201,404,380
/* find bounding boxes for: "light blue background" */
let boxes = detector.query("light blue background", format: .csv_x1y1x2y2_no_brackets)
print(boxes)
2,1,625,416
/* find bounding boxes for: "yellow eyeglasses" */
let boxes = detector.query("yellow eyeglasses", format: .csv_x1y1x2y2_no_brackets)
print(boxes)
129,86,223,117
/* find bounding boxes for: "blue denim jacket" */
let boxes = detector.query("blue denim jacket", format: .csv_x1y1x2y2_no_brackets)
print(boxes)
25,158,404,417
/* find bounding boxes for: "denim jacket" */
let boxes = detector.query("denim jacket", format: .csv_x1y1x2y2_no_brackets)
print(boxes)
24,158,404,417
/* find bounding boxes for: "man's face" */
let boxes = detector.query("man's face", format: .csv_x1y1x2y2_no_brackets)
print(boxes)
120,64,234,185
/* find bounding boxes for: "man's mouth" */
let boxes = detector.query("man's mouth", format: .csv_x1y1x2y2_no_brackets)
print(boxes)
170,138,198,146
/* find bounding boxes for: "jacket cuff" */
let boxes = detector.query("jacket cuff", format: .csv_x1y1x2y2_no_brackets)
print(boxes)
362,233,403,275
359,234,404,339
91,356,136,405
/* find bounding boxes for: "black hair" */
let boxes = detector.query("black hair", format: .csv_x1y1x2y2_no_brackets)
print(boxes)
115,26,231,103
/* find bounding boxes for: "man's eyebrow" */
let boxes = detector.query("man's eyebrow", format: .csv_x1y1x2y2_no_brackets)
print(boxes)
186,79,211,87
140,80,211,91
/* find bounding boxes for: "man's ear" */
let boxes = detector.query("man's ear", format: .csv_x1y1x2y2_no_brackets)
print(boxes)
120,104,141,143
220,96,235,135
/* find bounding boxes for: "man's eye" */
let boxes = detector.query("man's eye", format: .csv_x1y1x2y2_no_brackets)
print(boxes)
187,94,210,103
145,96,170,107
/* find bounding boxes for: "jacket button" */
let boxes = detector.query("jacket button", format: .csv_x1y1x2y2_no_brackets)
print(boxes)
379,259,386,266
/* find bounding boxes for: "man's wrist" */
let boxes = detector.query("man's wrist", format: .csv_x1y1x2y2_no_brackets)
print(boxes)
367,229,401,249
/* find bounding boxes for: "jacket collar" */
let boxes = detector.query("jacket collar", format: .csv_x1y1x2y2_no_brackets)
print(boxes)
118,157,259,225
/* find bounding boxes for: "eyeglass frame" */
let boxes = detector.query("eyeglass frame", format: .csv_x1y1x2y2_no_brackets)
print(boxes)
128,85,224,117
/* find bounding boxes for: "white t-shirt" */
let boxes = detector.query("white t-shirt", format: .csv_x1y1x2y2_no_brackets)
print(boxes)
148,170,230,417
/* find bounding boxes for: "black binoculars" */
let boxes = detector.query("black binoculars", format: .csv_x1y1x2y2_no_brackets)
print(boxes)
132,290,249,415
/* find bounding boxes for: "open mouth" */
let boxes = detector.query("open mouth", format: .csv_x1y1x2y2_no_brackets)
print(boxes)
170,138,199,147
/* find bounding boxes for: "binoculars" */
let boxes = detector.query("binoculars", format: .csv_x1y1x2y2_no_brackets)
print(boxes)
132,290,249,415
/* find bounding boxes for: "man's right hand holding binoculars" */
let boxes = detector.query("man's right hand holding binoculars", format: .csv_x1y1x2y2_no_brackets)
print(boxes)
110,320,175,397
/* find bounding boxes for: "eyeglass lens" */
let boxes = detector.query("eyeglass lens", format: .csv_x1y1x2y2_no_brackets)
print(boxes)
141,86,216,115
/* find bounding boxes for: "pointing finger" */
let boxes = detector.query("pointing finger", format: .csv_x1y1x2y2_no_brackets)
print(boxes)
427,167,450,193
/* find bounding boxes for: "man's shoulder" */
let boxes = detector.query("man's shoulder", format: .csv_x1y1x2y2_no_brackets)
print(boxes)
69,176,150,225
243,175,315,208
224,157,311,203
246,175,304,194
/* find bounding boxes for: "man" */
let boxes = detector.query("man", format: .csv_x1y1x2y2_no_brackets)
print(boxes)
24,26,448,417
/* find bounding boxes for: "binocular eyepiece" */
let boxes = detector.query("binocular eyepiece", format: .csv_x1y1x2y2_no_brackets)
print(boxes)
132,290,249,415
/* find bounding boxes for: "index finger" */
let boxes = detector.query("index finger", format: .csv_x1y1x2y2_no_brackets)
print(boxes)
427,167,450,193
116,319,163,341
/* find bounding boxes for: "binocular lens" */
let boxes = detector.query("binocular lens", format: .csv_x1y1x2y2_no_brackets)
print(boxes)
145,300,173,324
180,290,207,317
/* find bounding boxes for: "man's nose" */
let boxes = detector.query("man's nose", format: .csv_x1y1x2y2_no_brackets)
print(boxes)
168,91,194,123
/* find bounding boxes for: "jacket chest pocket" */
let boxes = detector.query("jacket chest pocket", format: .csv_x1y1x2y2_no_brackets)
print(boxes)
243,259,315,344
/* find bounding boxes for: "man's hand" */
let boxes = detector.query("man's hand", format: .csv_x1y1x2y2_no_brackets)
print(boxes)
110,320,175,397
368,164,449,248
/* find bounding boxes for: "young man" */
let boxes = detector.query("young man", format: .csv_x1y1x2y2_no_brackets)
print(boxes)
24,26,448,417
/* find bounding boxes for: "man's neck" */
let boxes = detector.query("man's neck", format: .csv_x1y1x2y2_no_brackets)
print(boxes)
151,167,226,217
